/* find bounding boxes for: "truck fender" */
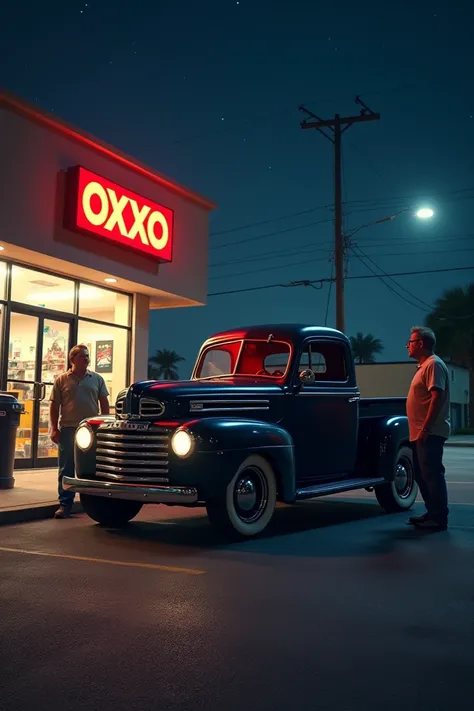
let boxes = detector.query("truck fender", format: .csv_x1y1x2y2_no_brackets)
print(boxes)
181,418,296,503
356,415,410,481
375,416,410,481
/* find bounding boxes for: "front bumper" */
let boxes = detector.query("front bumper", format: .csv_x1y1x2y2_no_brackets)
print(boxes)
62,476,198,505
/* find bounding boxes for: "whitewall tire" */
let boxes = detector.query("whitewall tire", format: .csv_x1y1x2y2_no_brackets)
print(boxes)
206,454,277,539
375,446,418,513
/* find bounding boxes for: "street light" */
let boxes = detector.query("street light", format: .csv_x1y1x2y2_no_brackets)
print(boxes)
347,207,434,239
415,207,435,219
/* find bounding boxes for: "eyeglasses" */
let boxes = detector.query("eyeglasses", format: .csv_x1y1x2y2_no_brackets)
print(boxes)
406,339,422,347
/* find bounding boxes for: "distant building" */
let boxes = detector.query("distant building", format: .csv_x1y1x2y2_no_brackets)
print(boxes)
355,362,470,430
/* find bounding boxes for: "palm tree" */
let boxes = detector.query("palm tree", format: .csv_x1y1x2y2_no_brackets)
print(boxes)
148,348,185,380
425,283,474,424
349,332,384,364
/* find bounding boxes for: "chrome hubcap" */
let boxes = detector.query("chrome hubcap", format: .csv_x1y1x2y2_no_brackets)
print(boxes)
233,466,268,523
235,478,257,512
394,459,413,499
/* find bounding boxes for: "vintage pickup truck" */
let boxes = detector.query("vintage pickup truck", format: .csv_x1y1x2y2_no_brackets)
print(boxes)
64,324,418,538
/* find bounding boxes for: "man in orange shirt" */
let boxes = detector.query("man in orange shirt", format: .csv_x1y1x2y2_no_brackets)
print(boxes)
406,326,450,531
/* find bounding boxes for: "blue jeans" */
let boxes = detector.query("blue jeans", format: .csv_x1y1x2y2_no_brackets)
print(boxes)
412,435,449,524
58,427,76,509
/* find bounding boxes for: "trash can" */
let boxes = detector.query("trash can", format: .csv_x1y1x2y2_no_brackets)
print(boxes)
0,393,24,490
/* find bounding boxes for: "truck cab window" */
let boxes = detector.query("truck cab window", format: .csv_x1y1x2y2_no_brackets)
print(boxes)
298,342,348,382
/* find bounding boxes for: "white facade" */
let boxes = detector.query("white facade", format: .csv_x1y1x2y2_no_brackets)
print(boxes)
0,91,216,469
356,362,470,430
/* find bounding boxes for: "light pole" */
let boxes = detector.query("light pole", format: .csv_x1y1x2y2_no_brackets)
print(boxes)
339,207,435,326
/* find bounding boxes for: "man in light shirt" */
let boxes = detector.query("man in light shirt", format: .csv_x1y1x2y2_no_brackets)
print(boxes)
406,326,450,531
50,344,110,519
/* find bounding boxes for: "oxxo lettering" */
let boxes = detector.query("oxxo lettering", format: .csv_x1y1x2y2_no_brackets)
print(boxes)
82,180,169,251
66,166,174,261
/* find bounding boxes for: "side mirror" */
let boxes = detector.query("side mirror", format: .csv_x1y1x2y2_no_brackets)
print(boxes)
299,369,315,386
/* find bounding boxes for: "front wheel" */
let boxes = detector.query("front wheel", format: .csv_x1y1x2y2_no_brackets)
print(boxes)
80,494,143,527
206,455,277,539
375,445,418,513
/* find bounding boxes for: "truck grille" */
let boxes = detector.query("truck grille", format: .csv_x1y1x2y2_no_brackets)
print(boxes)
115,395,125,417
139,398,165,418
95,427,170,483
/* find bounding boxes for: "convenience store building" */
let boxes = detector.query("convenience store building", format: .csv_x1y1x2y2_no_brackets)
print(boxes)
0,91,215,471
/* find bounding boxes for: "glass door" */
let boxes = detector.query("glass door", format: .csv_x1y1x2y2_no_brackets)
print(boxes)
6,311,72,469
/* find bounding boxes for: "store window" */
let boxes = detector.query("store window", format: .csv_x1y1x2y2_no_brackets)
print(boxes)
0,302,5,381
78,321,129,405
78,284,130,327
7,312,38,459
11,266,75,313
0,260,6,299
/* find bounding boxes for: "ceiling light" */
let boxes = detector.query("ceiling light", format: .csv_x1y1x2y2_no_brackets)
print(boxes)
0,246,4,251
104,277,117,284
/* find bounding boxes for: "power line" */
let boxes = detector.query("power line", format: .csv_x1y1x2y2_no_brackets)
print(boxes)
208,254,332,281
210,204,332,236
209,186,474,243
352,248,474,322
209,216,336,251
209,235,474,271
208,191,474,256
208,265,474,297
350,246,432,312
209,246,474,281
324,256,334,326
355,259,430,312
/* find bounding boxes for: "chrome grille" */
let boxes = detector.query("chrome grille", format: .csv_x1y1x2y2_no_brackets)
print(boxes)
95,427,169,483
139,398,165,418
115,395,125,417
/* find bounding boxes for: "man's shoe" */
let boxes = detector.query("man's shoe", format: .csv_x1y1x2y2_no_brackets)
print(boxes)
54,506,72,519
408,513,429,525
413,518,448,531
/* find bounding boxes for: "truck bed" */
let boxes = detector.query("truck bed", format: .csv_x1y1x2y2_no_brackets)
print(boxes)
359,396,407,419
354,398,408,479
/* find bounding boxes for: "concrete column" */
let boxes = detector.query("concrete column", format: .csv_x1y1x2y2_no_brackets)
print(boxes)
130,293,150,383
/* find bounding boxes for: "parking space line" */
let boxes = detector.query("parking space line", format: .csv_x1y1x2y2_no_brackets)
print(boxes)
0,546,206,575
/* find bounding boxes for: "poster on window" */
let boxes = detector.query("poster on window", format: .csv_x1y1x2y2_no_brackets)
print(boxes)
95,341,113,373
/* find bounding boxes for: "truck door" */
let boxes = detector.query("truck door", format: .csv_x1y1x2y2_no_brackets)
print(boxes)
286,338,359,484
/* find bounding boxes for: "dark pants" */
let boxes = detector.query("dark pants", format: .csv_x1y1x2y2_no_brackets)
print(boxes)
58,427,76,509
411,435,449,524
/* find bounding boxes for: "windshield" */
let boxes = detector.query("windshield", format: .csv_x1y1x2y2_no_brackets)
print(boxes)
195,339,291,379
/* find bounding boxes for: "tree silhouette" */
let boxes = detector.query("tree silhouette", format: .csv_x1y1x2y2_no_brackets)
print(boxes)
148,348,185,380
349,332,384,364
425,283,474,424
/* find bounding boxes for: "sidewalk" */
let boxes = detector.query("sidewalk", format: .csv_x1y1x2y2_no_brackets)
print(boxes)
0,468,82,525
445,435,474,447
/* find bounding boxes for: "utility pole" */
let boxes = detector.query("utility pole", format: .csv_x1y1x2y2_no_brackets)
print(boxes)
299,97,380,333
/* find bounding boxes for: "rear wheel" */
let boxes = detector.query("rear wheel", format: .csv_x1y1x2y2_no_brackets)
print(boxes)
206,455,277,539
80,494,143,526
375,445,418,513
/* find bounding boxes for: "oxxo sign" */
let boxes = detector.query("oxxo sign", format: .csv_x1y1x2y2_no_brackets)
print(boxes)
66,167,174,261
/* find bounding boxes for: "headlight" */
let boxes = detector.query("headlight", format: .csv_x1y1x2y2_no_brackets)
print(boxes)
171,429,194,458
76,425,93,451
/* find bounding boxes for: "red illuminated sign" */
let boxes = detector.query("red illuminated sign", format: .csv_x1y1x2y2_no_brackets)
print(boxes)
65,167,174,262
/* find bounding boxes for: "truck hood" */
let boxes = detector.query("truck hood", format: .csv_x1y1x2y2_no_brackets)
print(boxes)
119,378,285,420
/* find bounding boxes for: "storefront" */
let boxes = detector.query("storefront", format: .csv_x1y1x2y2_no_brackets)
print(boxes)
0,91,216,470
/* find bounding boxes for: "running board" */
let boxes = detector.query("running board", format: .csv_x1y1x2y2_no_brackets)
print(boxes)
295,477,387,500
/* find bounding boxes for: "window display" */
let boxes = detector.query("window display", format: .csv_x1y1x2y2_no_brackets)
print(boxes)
1,262,132,468
78,321,129,405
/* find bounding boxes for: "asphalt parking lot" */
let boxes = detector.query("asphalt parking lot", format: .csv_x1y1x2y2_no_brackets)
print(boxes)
1,447,473,711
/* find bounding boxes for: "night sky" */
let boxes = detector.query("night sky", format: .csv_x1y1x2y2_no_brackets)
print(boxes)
3,1,474,376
